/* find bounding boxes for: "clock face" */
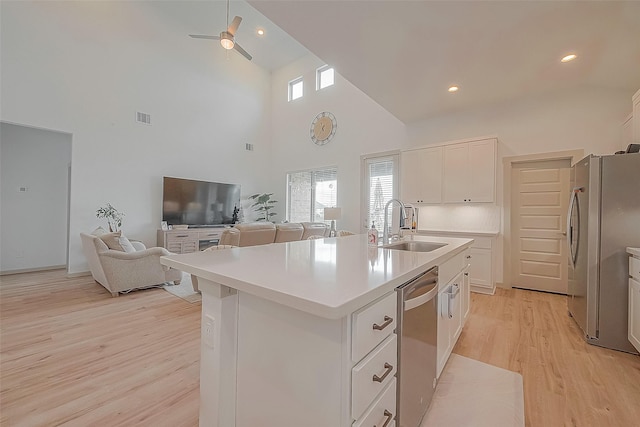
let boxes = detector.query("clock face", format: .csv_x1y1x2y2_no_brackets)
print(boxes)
310,112,337,146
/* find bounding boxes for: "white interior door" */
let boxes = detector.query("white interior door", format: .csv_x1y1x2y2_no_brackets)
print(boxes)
511,160,570,294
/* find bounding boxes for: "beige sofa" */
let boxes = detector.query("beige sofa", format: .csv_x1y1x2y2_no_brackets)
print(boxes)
80,232,182,297
190,222,329,293
218,222,328,247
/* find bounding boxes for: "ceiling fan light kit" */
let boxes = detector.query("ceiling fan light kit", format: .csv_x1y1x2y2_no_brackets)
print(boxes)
189,0,252,61
220,32,234,50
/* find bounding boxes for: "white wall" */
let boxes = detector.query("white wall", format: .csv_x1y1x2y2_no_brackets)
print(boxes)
405,87,635,283
1,1,274,274
0,123,72,272
270,54,406,233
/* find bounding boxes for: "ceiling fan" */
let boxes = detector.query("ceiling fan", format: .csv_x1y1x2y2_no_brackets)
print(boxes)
189,0,252,61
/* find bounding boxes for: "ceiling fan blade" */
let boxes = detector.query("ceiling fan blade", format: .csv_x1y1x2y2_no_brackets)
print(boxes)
190,34,221,40
234,43,252,61
227,16,242,36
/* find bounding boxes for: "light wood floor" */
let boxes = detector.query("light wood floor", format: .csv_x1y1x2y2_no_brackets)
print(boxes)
455,288,640,427
2,271,639,426
0,270,201,427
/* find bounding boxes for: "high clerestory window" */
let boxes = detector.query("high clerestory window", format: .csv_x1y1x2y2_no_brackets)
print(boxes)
316,65,334,90
288,76,303,101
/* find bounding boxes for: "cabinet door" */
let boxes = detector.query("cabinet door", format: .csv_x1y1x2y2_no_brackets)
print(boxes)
436,291,451,378
450,273,464,341
400,150,424,204
443,144,469,203
630,278,640,353
462,270,470,322
468,139,496,202
420,147,443,203
469,248,492,289
400,147,442,204
633,89,640,144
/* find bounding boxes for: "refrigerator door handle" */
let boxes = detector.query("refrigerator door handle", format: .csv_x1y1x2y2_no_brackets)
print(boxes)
567,187,582,269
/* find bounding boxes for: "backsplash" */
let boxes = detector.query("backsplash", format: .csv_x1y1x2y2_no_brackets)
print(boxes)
416,205,501,233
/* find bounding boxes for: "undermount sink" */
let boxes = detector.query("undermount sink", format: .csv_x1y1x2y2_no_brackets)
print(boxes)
383,241,447,252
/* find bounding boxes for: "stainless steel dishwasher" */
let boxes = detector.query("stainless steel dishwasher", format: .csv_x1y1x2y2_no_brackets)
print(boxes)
396,266,439,427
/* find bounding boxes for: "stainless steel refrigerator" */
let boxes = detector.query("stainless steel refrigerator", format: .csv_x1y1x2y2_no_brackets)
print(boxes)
567,153,640,354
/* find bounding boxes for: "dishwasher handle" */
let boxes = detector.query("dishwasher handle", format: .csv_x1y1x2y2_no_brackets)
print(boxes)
402,267,438,311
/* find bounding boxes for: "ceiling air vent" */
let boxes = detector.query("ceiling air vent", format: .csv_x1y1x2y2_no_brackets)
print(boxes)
245,143,254,151
136,112,151,125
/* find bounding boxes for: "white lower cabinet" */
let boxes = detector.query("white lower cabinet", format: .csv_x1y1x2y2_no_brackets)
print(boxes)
353,378,396,427
351,294,398,426
232,288,399,427
629,251,640,352
469,245,493,294
436,250,471,378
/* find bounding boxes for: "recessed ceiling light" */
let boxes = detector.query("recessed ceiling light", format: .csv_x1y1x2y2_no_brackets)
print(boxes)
448,86,459,93
257,28,265,36
561,54,577,63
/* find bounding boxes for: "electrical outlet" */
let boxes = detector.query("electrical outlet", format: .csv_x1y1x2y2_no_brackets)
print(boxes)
204,315,215,348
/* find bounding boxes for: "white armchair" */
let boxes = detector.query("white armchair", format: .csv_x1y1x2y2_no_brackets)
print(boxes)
80,232,182,297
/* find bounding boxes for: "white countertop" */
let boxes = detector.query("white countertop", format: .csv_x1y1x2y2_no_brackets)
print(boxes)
161,234,473,319
628,247,640,257
417,229,499,237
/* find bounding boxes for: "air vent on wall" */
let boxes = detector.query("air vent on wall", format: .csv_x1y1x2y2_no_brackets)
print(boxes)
136,112,151,125
245,143,254,151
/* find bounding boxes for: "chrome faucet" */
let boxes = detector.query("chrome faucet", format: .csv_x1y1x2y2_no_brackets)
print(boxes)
383,199,408,244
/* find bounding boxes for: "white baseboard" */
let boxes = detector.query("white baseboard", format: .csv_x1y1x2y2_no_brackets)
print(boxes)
0,265,67,276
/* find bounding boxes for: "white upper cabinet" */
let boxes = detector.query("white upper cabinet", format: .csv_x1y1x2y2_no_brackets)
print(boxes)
443,139,497,203
400,146,443,204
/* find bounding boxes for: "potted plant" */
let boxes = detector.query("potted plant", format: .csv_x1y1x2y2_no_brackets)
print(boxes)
96,203,125,232
248,193,277,222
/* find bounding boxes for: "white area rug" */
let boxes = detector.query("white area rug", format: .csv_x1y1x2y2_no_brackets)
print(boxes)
163,273,201,303
422,354,524,427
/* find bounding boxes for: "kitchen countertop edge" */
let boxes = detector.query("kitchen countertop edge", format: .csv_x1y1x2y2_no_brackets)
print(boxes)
161,235,473,319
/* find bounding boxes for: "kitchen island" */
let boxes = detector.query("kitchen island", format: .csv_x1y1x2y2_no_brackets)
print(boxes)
161,234,473,427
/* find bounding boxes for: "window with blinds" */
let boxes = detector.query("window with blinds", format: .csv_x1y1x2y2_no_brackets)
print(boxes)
364,155,398,232
287,167,338,223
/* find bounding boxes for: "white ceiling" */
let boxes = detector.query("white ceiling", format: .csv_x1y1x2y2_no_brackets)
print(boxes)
248,0,640,123
176,0,309,70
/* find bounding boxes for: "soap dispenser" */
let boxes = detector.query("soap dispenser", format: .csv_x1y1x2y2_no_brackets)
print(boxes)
368,222,378,246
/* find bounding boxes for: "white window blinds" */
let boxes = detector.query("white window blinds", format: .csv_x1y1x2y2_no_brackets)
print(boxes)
365,156,398,231
287,167,338,223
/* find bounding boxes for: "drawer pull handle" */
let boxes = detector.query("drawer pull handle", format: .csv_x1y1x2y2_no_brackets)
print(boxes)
372,362,393,383
176,235,189,238
374,410,393,427
372,315,393,331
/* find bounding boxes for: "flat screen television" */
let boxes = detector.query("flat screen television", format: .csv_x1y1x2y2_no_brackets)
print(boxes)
162,177,241,227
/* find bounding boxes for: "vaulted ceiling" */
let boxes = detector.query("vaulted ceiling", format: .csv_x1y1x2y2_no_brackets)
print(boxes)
249,0,640,123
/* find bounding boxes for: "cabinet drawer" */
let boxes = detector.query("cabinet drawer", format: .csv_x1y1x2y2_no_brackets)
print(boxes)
182,242,198,253
439,249,469,290
352,292,397,362
199,230,222,240
630,256,640,280
167,243,183,253
167,232,195,242
353,378,396,427
352,334,397,421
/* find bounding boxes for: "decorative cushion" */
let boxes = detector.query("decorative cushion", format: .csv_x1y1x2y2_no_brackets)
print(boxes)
99,231,137,253
91,226,108,237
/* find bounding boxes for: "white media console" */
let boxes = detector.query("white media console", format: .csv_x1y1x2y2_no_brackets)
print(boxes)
157,228,226,254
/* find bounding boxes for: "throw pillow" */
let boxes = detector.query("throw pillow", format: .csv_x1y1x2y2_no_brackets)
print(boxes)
91,226,108,237
118,235,137,253
99,231,136,253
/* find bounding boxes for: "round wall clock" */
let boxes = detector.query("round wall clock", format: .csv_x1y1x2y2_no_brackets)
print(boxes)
310,112,337,146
